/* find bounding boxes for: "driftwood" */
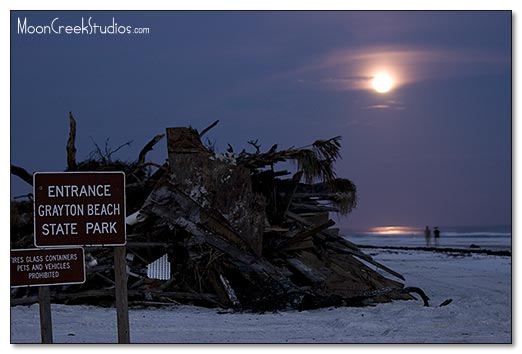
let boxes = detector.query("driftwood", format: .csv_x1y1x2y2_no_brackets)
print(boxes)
403,287,430,307
10,121,418,310
278,219,335,250
66,111,77,170
11,165,33,186
137,133,165,166
439,298,453,307
199,119,220,137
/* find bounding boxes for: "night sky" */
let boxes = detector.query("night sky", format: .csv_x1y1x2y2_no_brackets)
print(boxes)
10,11,511,229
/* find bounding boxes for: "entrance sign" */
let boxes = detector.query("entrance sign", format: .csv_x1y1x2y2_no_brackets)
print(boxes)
27,171,129,343
11,248,85,287
34,172,126,247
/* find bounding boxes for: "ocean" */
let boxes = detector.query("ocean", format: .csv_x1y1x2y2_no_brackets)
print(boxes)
342,225,511,252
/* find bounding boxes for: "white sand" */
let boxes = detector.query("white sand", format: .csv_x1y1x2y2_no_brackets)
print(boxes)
9,249,511,343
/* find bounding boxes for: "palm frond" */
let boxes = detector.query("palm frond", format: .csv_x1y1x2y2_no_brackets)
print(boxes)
312,136,342,162
237,136,344,185
294,178,357,215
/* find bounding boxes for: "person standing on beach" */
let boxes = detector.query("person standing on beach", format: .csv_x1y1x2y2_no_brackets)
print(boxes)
434,226,440,247
424,226,431,247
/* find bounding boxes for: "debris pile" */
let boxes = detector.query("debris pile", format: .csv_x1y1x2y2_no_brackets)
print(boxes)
11,116,412,310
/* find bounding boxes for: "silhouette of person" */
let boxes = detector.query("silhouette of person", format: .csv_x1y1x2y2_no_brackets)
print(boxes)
434,226,440,247
424,226,431,247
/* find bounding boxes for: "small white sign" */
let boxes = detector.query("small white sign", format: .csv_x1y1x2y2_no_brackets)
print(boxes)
146,254,171,280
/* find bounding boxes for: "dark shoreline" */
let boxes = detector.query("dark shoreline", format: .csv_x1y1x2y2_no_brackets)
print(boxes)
357,245,511,257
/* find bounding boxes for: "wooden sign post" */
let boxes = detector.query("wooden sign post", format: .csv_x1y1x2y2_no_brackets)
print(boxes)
38,286,53,343
114,246,130,343
31,171,129,343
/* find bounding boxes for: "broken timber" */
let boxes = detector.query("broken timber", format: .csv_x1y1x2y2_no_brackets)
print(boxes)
10,120,414,311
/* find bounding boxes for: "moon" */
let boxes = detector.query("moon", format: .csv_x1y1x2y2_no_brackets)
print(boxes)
372,72,394,93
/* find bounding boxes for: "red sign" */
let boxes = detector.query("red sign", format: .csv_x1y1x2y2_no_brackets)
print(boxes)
11,248,85,287
34,172,126,247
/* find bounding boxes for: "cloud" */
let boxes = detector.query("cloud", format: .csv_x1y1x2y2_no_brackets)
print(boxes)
365,104,391,110
287,45,509,91
364,100,405,110
297,75,373,89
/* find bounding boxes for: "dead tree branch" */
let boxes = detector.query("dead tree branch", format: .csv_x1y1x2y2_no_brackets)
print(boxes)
199,120,220,137
11,165,33,186
403,286,430,307
138,134,165,166
67,111,77,170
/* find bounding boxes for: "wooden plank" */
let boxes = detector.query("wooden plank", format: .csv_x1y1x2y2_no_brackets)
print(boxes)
287,251,332,286
94,272,116,286
286,211,359,251
323,228,339,237
289,203,339,212
114,246,130,344
208,270,233,307
276,171,303,222
281,239,315,251
287,258,327,284
298,212,329,226
264,226,290,232
279,219,335,250
151,291,220,302
165,128,265,255
144,183,266,262
327,242,405,281
142,186,303,295
126,241,169,248
219,274,241,307
166,127,209,155
38,286,53,344
286,211,405,281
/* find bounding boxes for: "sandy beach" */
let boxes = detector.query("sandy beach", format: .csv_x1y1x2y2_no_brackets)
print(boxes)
10,247,511,343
